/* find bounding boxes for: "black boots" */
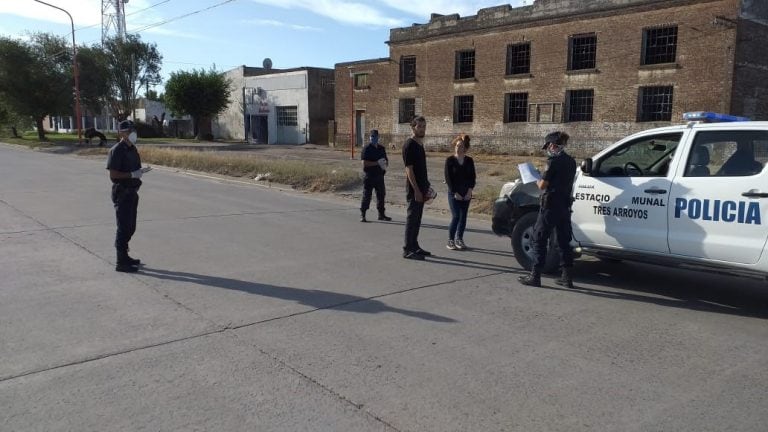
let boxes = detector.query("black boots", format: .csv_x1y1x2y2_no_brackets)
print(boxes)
518,269,541,287
555,267,574,288
360,211,367,222
377,211,392,221
116,250,139,273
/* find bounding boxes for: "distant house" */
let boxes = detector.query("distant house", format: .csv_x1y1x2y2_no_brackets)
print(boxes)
214,65,335,145
44,98,192,138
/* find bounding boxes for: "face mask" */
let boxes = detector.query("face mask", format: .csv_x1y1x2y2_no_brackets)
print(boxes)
546,144,563,157
128,132,138,144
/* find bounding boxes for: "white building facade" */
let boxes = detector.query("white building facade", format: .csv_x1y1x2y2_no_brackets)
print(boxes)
214,66,335,145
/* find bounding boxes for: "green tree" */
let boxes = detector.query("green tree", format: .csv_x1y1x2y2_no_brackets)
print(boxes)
102,34,162,120
164,69,231,139
76,45,112,115
0,100,32,137
0,33,73,140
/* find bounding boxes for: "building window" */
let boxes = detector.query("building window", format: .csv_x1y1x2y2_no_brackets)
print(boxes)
454,50,475,80
506,43,531,75
400,56,416,84
566,89,594,122
453,95,474,123
276,106,298,126
638,86,674,121
504,93,528,123
642,26,678,65
399,98,415,124
354,73,369,89
568,33,597,70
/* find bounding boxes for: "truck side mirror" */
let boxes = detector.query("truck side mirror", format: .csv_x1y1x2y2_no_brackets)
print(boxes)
581,158,593,175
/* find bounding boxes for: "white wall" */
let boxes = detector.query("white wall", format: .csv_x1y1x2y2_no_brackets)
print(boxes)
244,71,309,144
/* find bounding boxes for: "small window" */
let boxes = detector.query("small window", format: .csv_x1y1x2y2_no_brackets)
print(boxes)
354,73,369,89
643,26,678,65
399,98,415,124
569,34,597,70
506,43,531,75
276,106,298,126
453,95,474,123
595,133,682,177
504,93,528,123
566,89,594,122
638,86,674,122
400,56,416,84
455,50,475,80
691,131,767,177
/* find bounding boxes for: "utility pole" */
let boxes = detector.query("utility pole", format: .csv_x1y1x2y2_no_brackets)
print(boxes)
102,0,128,45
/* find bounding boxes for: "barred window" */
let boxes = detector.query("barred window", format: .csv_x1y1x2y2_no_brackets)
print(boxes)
399,98,415,124
354,73,369,89
506,43,531,75
638,86,674,121
569,34,597,70
453,95,474,123
504,93,528,123
400,56,416,84
643,26,678,65
567,89,594,122
276,106,298,126
454,50,475,80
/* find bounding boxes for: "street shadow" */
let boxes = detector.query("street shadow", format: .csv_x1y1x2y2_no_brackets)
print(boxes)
424,255,519,273
531,260,768,319
377,219,495,236
139,267,457,323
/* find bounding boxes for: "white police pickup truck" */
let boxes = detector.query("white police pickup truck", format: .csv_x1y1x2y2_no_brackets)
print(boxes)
492,112,768,280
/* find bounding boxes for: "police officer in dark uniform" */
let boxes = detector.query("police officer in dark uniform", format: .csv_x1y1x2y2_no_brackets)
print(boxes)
519,131,577,288
106,120,151,273
359,129,391,222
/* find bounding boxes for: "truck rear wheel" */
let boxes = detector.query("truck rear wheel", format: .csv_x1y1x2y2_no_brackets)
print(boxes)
511,211,560,274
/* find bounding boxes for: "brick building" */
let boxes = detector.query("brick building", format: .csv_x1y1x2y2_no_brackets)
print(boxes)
334,0,768,155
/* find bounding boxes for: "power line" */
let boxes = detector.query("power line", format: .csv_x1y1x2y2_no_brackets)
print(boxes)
131,0,239,33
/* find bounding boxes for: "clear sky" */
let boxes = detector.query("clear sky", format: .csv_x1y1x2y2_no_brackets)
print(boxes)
1,0,527,93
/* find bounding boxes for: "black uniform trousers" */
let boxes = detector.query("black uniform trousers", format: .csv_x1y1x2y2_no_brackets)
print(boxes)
360,174,386,213
112,184,139,253
532,206,574,270
404,197,424,252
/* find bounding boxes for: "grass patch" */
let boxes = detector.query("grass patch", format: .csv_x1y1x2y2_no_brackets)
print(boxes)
469,185,502,216
138,147,360,192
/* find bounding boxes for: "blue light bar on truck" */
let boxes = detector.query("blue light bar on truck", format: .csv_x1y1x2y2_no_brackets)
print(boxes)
683,112,751,122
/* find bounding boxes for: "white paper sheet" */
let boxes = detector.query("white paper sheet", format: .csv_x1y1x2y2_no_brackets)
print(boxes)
518,162,541,184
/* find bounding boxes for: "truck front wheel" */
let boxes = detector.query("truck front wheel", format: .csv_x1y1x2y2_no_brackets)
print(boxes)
510,211,560,274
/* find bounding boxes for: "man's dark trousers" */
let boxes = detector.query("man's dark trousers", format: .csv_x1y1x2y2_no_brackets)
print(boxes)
361,175,386,214
112,185,139,257
404,198,424,252
531,206,573,270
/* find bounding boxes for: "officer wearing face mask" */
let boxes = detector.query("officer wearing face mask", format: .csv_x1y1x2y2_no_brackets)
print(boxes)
519,131,577,288
106,120,151,273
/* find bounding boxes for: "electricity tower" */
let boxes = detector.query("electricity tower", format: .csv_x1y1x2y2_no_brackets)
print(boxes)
101,0,128,44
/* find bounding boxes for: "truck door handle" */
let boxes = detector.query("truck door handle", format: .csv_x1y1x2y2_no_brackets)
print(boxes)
644,189,667,194
742,191,768,198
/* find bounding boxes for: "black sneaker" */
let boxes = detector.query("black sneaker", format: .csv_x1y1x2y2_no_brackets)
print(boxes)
415,248,432,256
403,251,425,260
115,263,139,273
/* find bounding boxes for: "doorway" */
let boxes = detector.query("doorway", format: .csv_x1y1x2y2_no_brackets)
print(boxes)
249,115,268,144
355,110,365,147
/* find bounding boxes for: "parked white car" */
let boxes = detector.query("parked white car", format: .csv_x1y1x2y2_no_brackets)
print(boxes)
492,112,768,280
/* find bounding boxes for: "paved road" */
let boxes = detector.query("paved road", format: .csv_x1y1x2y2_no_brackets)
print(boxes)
2,143,768,432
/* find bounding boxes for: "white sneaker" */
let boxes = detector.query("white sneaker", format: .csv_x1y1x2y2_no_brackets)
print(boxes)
446,240,458,250
455,239,467,250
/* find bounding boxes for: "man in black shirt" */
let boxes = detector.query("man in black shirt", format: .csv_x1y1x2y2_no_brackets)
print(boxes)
519,131,577,287
359,129,391,222
402,116,432,260
106,120,151,273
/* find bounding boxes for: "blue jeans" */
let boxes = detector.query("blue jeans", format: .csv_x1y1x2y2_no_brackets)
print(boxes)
447,193,470,240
